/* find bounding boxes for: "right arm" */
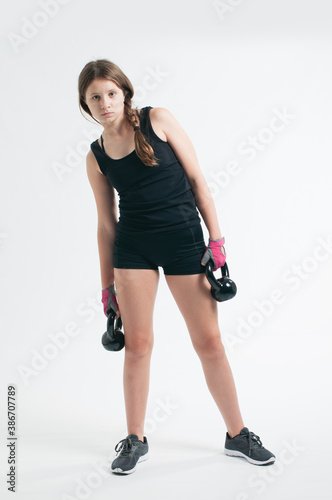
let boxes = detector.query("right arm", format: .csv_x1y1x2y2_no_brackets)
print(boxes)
86,149,118,289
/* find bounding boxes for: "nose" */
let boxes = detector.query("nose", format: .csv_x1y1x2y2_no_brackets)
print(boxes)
100,97,111,110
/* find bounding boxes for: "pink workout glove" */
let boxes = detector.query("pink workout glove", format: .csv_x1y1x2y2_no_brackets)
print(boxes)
101,284,120,319
201,236,227,272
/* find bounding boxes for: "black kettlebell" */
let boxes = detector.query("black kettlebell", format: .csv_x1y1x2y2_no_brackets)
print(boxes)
205,260,237,302
101,309,125,351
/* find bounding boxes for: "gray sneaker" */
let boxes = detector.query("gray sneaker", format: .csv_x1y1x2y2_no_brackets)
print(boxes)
111,434,149,474
225,427,276,465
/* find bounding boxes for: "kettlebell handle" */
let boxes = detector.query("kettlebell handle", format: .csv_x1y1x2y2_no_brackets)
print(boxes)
205,260,229,287
101,309,125,351
205,259,237,302
108,310,123,332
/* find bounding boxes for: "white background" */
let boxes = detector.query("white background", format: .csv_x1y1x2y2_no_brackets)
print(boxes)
0,0,331,499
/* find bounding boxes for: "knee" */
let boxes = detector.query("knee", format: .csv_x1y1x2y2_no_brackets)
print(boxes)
125,332,154,360
193,333,225,360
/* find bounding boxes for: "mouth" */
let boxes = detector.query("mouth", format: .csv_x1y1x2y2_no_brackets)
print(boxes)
102,112,112,116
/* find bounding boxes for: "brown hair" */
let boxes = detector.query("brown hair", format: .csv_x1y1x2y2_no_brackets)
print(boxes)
78,59,159,167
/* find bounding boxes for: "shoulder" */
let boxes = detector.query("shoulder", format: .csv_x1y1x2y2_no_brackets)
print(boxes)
149,107,179,129
149,107,173,122
86,147,103,176
149,107,182,141
139,106,172,123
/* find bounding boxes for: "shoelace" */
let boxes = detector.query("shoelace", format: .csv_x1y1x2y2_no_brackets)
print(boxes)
248,431,263,457
114,437,133,457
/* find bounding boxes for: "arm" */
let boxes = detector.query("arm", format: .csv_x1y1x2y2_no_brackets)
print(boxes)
150,107,222,240
86,149,118,289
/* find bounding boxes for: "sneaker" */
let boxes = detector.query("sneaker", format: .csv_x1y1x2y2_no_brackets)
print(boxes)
111,434,149,474
224,427,276,465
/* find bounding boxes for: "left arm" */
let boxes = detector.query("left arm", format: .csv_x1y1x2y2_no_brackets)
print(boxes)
151,107,223,240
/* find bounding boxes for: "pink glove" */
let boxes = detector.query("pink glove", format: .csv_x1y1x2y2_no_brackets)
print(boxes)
201,236,226,272
101,284,120,318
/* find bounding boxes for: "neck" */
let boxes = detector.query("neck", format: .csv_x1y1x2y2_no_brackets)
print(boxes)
102,112,131,138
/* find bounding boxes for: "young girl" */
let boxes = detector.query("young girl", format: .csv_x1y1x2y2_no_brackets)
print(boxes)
78,59,275,474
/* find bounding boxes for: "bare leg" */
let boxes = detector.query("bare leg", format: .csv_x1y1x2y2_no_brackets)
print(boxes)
165,272,244,438
114,268,160,441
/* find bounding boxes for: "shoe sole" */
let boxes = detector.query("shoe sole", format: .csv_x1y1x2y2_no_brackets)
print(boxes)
224,449,275,465
111,452,149,474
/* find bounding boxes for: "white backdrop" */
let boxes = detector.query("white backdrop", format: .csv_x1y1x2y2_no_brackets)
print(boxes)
0,1,331,499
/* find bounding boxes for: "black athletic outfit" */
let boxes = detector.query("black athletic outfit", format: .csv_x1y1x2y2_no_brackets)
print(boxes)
90,106,207,275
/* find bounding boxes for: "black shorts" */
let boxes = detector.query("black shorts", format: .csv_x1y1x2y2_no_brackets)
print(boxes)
113,223,207,275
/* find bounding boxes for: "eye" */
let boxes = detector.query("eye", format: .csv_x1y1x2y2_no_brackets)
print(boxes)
92,92,115,100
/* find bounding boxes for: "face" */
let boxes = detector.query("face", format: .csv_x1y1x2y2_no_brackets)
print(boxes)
85,78,125,123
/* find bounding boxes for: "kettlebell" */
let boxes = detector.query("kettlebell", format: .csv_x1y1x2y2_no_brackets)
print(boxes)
205,259,237,302
101,309,125,351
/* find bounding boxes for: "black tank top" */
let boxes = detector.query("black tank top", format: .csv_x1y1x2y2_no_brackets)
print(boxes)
90,106,201,234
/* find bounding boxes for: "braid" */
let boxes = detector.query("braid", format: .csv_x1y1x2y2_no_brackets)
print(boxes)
124,101,159,167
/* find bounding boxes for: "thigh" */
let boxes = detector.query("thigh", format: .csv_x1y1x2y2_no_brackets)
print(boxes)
165,272,220,351
114,268,160,343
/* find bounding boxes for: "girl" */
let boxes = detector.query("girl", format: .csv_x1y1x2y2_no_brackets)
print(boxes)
78,59,275,474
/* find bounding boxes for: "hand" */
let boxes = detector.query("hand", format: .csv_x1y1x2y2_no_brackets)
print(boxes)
201,236,226,272
101,284,120,319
